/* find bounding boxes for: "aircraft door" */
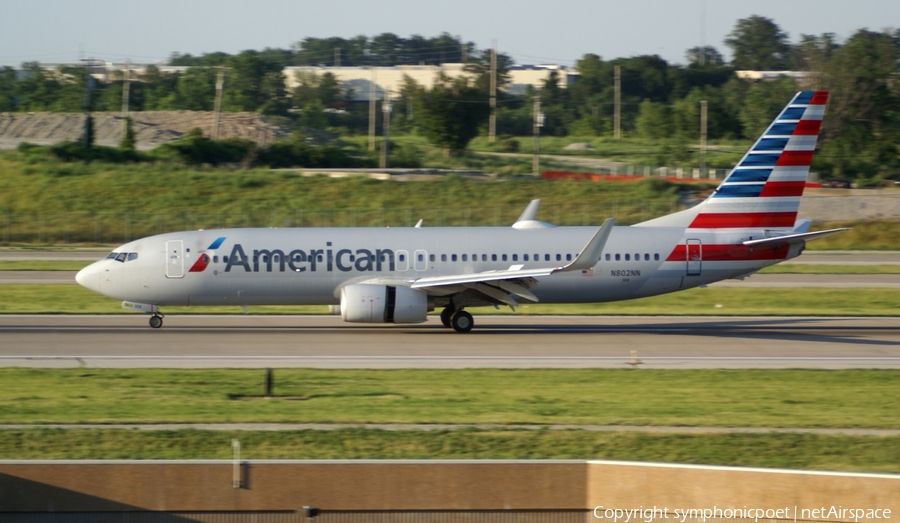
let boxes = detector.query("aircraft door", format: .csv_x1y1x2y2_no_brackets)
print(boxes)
686,239,701,276
397,250,409,271
414,250,427,271
165,240,185,279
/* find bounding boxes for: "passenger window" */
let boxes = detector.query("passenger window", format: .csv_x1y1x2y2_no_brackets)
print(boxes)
502,254,508,261
524,254,529,261
512,254,518,261
644,253,649,261
615,254,621,261
430,254,435,262
441,254,447,262
451,254,457,262
399,254,406,262
462,254,467,262
654,253,660,261
556,254,561,261
605,253,610,261
634,253,639,260
213,255,218,263
417,253,424,262
482,254,487,262
545,254,550,262
127,253,138,261
492,254,497,261
566,254,572,261
625,254,630,261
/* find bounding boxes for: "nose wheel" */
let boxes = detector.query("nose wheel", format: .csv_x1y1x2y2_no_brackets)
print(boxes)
149,314,164,329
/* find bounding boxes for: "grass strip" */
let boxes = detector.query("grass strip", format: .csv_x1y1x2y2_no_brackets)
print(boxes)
0,428,897,473
0,261,91,271
2,285,900,315
1,369,897,428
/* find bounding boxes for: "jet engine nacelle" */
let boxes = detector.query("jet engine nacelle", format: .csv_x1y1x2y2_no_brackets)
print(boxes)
340,284,429,324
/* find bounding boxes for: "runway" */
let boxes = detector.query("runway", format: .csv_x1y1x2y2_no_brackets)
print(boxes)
2,315,899,369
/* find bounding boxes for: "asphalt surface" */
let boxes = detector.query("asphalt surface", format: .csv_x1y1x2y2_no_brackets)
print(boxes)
2,315,899,369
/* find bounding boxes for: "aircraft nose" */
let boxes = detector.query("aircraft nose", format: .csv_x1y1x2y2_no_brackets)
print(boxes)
75,262,102,294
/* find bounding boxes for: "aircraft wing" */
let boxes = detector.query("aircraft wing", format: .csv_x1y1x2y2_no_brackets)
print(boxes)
742,227,849,249
409,218,615,307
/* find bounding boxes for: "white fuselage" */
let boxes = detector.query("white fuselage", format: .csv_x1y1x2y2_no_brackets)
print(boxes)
76,224,801,308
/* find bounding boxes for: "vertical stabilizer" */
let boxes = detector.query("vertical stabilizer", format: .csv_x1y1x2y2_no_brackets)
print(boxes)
636,91,827,230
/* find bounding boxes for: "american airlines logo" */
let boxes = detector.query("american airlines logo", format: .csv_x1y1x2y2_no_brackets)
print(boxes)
223,243,397,273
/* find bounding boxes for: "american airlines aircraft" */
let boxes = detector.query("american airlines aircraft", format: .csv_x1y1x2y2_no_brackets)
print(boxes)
76,91,846,332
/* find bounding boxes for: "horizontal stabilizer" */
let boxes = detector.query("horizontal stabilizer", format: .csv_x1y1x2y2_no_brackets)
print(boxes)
742,227,850,248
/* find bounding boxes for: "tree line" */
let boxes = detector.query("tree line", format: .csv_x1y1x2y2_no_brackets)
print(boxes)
0,18,897,178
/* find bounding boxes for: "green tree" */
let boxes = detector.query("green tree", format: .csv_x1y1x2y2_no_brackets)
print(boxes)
175,67,216,111
0,66,16,111
413,73,489,155
15,62,60,111
119,117,136,151
738,77,798,139
635,101,673,140
725,15,791,70
685,46,725,67
142,65,179,110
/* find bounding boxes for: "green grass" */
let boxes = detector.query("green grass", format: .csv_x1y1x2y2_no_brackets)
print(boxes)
0,429,897,472
1,369,897,427
0,260,92,271
2,284,898,316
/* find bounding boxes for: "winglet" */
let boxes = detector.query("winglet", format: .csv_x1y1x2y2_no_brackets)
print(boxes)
556,218,615,273
414,219,423,228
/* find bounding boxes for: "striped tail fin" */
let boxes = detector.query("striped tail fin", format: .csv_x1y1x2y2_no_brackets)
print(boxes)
636,90,827,230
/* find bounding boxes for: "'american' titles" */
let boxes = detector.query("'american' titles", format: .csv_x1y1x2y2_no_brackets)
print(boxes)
224,242,396,273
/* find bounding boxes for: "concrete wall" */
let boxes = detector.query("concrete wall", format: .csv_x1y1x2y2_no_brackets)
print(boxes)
1,460,898,521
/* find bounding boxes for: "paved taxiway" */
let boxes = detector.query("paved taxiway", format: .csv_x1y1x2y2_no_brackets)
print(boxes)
2,315,899,369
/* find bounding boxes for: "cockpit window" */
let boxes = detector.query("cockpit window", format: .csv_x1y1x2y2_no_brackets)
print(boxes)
127,253,138,261
115,253,127,262
106,252,118,260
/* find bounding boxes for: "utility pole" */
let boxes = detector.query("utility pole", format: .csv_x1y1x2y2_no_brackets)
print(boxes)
614,65,621,139
368,67,377,151
700,99,708,176
380,90,392,169
533,95,543,176
212,67,225,139
489,39,497,143
80,58,98,147
121,60,131,131
334,47,340,67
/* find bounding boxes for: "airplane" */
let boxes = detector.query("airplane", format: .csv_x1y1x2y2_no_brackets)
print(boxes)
76,90,847,332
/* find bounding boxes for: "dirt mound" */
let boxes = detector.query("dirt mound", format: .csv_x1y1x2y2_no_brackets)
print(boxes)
0,112,290,149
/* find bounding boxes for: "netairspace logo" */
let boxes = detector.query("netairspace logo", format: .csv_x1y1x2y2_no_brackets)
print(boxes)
592,506,892,523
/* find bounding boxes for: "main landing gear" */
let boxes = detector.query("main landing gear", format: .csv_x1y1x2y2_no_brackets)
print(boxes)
440,307,474,333
149,313,164,329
